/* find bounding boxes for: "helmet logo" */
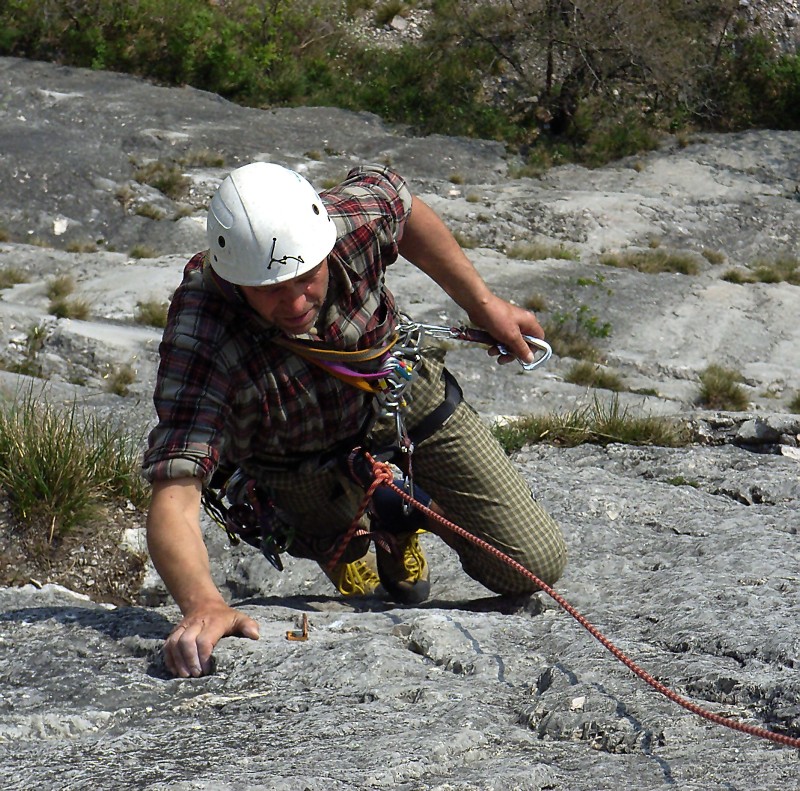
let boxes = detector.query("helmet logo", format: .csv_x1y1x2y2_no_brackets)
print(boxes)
267,237,304,270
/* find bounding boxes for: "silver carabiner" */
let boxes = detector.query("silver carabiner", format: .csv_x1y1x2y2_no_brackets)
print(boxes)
497,336,552,371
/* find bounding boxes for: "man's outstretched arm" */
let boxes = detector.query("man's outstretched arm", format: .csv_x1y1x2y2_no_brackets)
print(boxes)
398,195,544,365
146,478,259,677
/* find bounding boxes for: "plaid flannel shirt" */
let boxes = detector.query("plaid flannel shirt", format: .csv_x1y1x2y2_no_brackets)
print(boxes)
142,165,413,483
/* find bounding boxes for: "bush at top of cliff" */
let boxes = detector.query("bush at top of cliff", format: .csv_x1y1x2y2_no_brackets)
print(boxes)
1,0,798,164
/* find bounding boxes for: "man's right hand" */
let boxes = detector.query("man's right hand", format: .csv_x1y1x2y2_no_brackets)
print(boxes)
164,601,260,678
146,478,261,677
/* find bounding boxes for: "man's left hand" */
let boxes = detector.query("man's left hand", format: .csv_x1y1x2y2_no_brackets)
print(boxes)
468,295,544,365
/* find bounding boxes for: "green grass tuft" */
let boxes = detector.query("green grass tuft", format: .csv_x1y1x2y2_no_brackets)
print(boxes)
600,248,700,275
696,364,749,411
565,361,623,391
507,241,578,261
492,396,689,454
0,391,149,540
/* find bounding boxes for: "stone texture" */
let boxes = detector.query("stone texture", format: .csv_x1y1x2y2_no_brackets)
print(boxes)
0,58,798,790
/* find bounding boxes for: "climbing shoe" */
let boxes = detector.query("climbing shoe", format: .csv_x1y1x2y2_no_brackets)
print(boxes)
376,531,430,605
322,552,383,597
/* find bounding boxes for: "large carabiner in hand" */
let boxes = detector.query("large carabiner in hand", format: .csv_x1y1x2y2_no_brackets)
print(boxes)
455,327,552,371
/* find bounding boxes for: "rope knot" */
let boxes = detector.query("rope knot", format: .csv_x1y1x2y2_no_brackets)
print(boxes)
367,455,395,489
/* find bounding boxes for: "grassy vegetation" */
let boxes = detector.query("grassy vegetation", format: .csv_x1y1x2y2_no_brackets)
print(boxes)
135,299,170,328
0,266,29,289
701,248,726,265
104,364,137,396
46,274,75,300
564,361,623,392
600,249,701,275
0,391,149,540
0,323,47,378
788,391,800,414
134,160,190,201
721,256,800,285
696,364,749,411
507,241,578,261
65,239,100,253
543,301,612,362
0,1,796,168
453,231,479,249
492,396,689,454
49,297,91,320
46,274,91,319
129,245,159,259
134,203,166,220
178,148,226,168
534,273,614,361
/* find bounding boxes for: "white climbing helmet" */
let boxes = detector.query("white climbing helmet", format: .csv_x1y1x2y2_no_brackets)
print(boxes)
206,162,337,286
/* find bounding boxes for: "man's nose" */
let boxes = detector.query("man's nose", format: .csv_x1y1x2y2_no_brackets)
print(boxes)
283,281,309,308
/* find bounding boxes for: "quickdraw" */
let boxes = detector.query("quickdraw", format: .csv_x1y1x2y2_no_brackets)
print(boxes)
202,468,292,571
402,322,553,371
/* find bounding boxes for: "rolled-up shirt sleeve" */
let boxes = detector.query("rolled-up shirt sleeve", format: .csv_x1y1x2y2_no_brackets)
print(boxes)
142,258,232,483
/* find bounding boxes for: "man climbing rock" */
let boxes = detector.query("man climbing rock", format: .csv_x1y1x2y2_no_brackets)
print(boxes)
143,162,567,677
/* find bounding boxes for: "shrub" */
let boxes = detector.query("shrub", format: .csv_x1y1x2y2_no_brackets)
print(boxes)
788,391,800,414
703,34,800,130
543,303,611,362
0,1,798,166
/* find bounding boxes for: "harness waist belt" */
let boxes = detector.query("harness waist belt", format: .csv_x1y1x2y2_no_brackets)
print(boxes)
248,368,462,475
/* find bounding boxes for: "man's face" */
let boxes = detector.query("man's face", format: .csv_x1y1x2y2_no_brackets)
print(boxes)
239,260,330,335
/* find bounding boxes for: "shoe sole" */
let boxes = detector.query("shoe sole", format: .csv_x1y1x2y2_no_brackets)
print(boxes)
376,553,431,605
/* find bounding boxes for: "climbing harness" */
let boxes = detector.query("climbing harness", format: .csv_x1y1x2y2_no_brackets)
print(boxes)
205,320,549,573
331,450,800,752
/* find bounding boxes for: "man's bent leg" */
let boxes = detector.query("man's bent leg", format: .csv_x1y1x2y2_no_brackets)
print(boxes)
410,401,567,596
252,465,380,594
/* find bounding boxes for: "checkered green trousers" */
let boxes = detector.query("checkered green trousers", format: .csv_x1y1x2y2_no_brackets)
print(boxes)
250,357,567,596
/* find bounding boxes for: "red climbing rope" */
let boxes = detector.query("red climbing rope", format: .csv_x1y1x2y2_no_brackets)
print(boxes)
353,453,800,750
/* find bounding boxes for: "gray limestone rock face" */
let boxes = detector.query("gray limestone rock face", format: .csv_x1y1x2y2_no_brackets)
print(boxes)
0,57,798,790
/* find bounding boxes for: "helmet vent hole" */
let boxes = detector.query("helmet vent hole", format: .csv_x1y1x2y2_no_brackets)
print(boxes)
218,235,226,248
312,204,320,215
